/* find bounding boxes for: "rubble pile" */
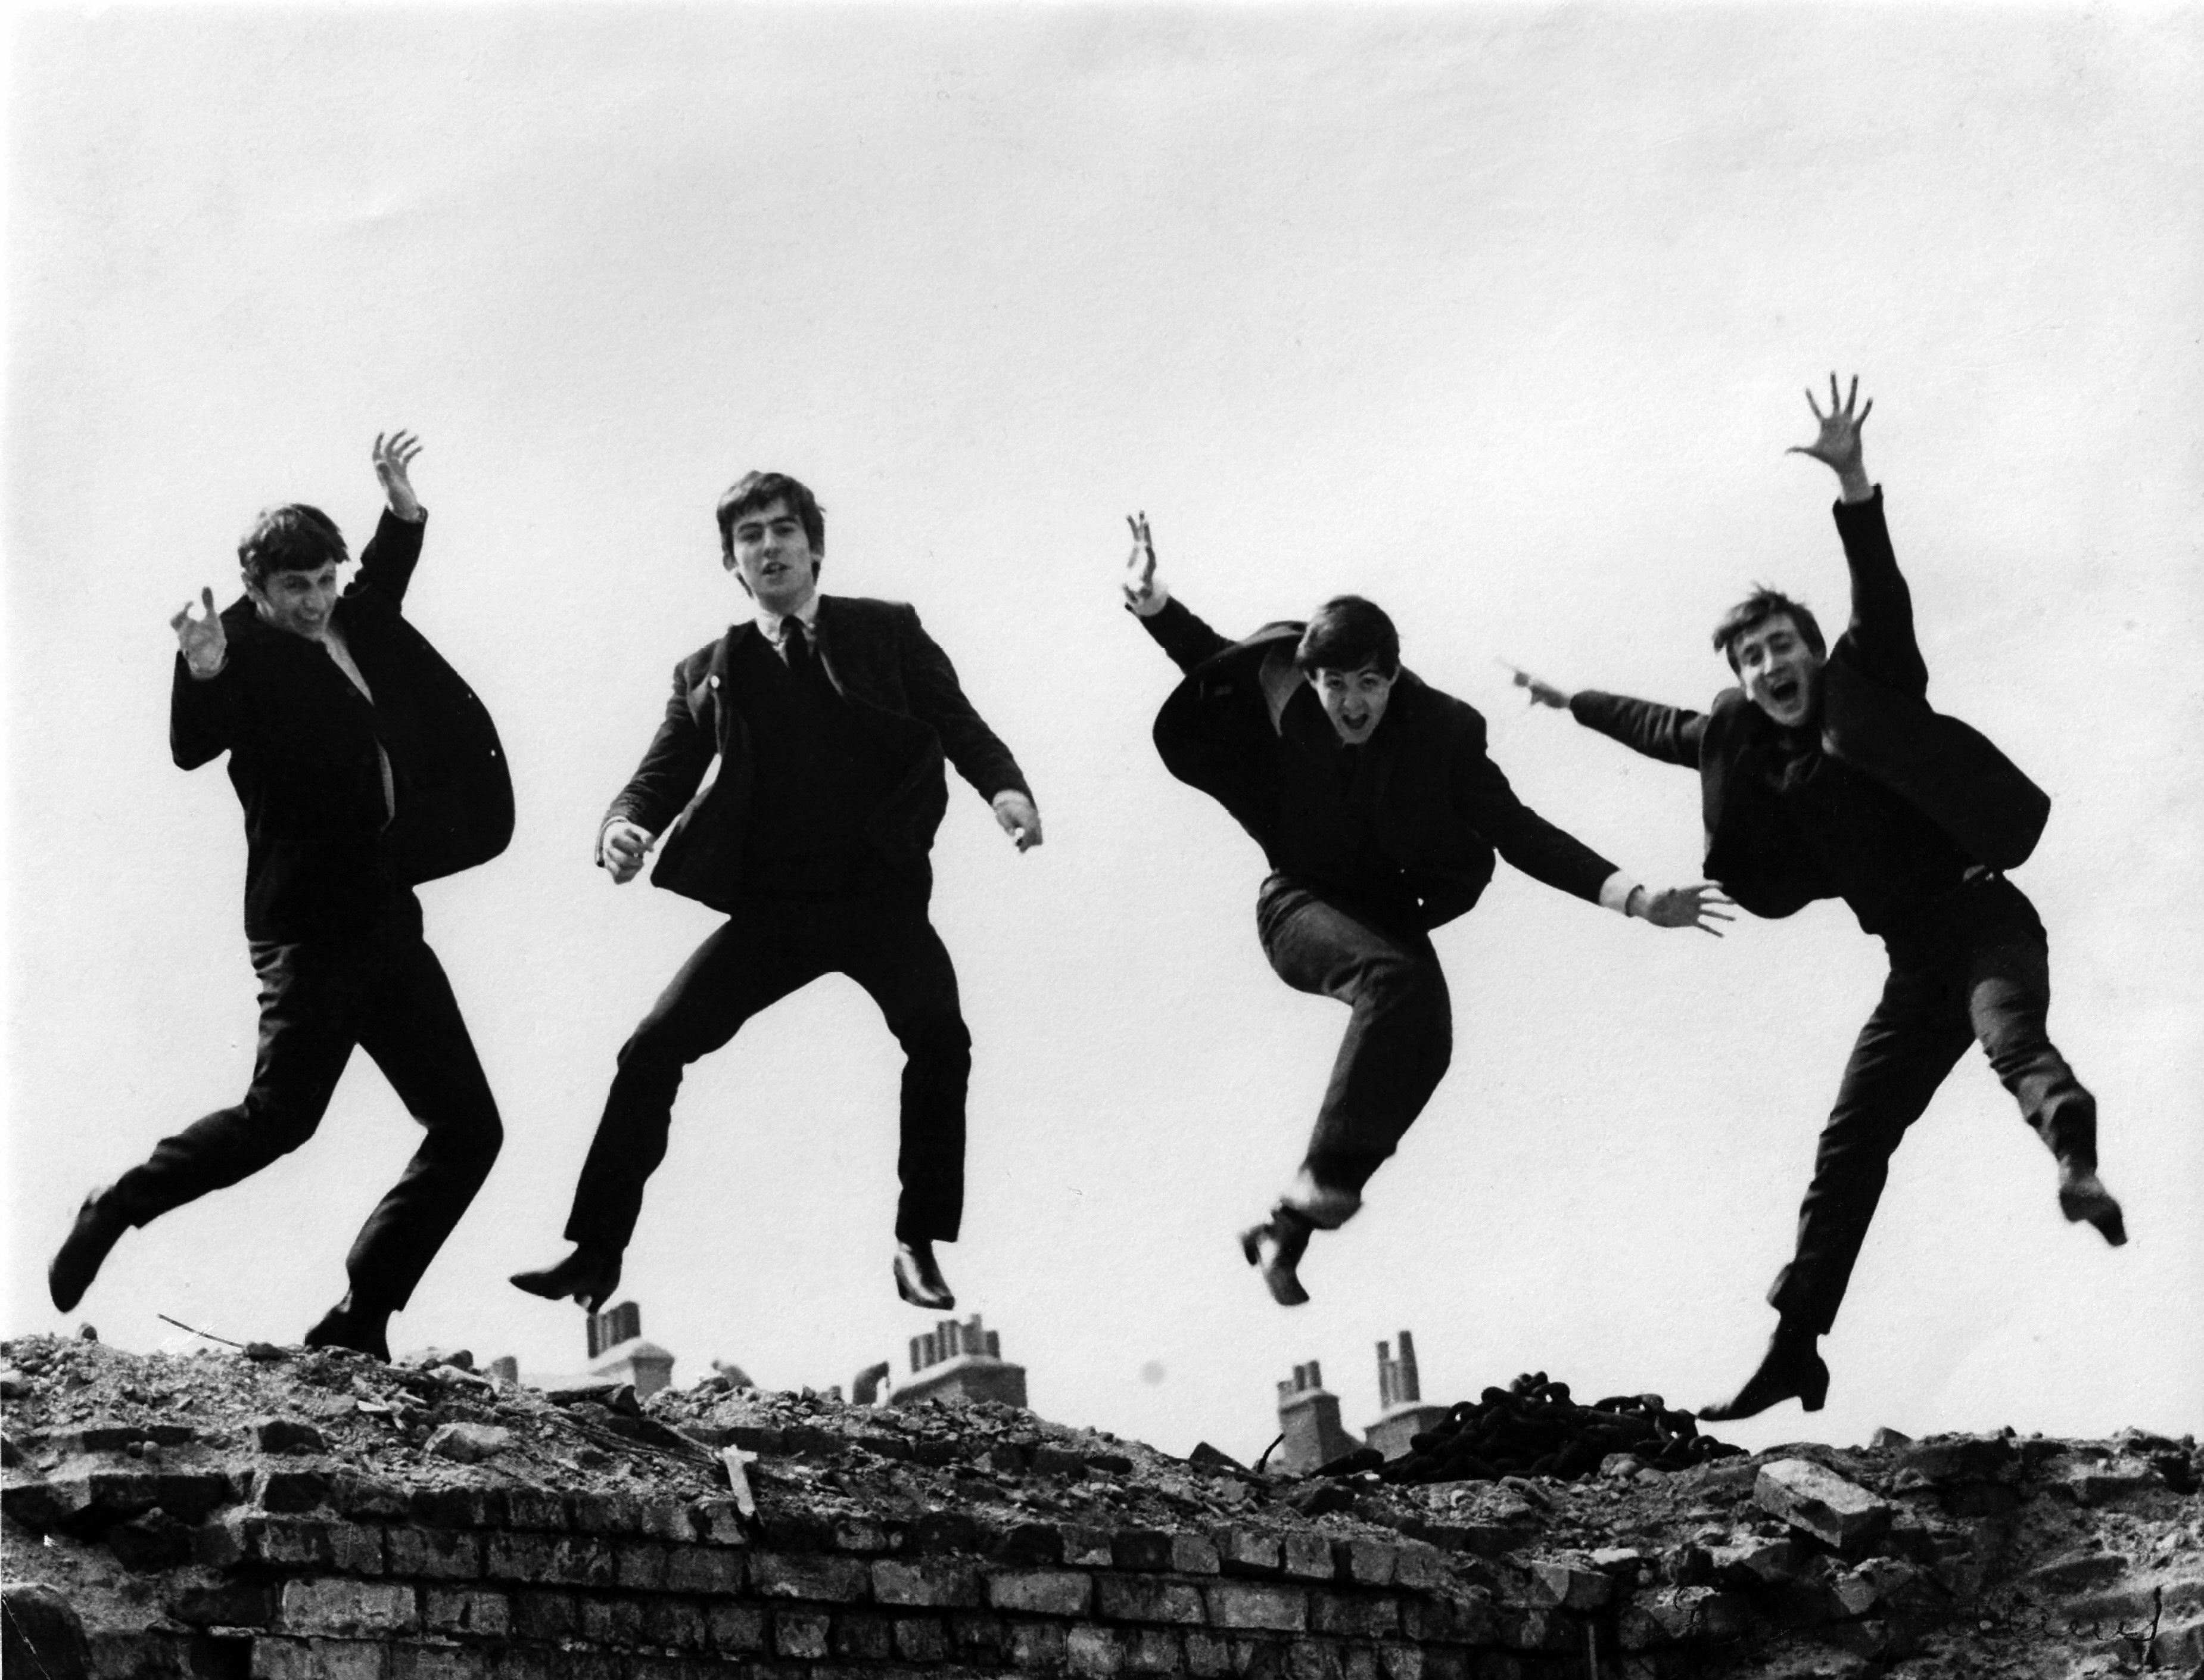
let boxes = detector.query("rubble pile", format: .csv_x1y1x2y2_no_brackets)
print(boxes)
1310,1371,1748,1485
2,1333,2202,1679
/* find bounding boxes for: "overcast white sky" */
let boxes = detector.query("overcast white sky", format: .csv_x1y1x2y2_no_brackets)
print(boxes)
5,5,2199,1463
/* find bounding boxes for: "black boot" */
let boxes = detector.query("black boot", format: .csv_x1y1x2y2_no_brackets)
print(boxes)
892,1240,955,1310
2057,1159,2127,1247
509,1245,622,1312
303,1293,393,1362
49,1187,131,1313
1237,1206,1316,1306
1700,1322,1829,1421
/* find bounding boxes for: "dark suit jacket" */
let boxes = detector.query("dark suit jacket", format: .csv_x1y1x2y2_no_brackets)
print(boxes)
1569,489,2050,919
605,595,1031,911
171,510,515,942
1140,596,1617,931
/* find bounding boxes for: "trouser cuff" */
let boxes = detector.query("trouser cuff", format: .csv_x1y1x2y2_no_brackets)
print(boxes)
1282,1166,1362,1230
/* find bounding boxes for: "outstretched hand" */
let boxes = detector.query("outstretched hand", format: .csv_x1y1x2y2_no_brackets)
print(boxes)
1122,512,1163,613
373,430,425,521
1786,374,1872,500
170,587,228,677
1504,662,1571,710
1639,883,1736,937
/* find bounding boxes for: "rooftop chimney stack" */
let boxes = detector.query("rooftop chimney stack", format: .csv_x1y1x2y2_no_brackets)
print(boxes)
1272,1359,1358,1476
1362,1329,1450,1461
888,1315,1027,1410
1377,1331,1425,1410
583,1301,675,1401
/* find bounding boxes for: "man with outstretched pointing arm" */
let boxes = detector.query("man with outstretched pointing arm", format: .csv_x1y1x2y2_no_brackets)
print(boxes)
1124,514,1730,1306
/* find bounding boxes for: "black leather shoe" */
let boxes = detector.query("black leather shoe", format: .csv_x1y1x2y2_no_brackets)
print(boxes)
1700,1328,1830,1421
49,1187,130,1313
509,1246,622,1312
1237,1206,1315,1307
2057,1163,2128,1247
892,1241,955,1311
303,1295,392,1362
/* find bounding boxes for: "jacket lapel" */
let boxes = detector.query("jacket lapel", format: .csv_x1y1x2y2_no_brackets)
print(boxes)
810,597,851,700
694,627,746,746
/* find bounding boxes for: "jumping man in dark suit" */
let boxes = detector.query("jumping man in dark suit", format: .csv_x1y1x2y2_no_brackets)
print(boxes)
1123,517,1729,1306
48,434,513,1359
1514,375,2125,1419
512,472,1039,1315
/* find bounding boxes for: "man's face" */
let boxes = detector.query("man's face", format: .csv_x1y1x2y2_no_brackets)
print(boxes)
1732,612,1823,727
724,496,820,616
1308,663,1397,745
245,562,341,642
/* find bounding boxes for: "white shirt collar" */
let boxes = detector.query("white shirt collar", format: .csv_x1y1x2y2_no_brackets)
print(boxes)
752,591,823,643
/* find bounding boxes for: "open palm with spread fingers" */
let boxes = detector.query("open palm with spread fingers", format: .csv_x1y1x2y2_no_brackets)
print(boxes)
1786,374,1872,497
1122,512,1161,612
373,430,425,520
170,587,228,677
1643,883,1736,936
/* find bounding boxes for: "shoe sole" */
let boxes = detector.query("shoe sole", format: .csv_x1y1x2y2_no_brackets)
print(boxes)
1702,1358,1829,1421
509,1270,620,1311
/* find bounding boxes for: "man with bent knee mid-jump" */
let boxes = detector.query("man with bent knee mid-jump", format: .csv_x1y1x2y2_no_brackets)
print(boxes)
1514,375,2125,1419
48,433,512,1359
1122,514,1727,1306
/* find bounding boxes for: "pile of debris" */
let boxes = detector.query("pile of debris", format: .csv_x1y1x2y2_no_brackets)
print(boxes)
1307,1371,1748,1486
3,1331,2201,1678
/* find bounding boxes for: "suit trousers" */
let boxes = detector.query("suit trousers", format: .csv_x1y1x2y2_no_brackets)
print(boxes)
1257,875,1453,1197
1769,874,2096,1335
109,889,503,1310
564,893,972,1252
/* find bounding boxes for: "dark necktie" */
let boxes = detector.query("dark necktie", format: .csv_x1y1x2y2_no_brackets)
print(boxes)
782,620,812,677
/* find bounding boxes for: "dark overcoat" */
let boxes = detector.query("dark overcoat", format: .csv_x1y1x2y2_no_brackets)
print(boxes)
171,511,513,942
1570,489,2050,919
1141,597,1615,931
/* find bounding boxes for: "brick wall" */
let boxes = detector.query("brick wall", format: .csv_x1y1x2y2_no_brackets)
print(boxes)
3,1444,1752,1679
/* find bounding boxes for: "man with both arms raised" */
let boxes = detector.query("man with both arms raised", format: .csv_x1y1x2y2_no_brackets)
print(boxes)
1515,376,2125,1418
48,434,512,1359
